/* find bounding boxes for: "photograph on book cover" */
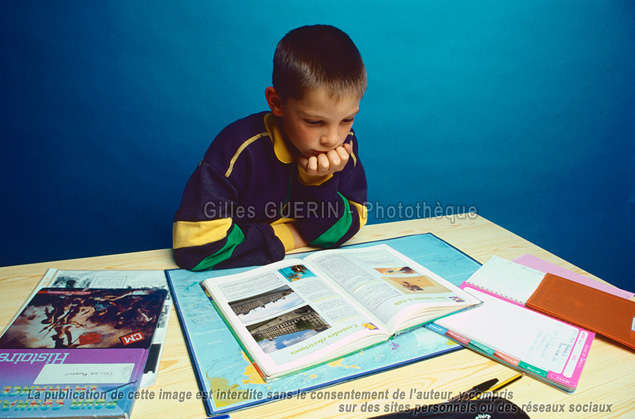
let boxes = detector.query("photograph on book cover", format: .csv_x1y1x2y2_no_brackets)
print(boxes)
0,289,166,350
31,269,173,388
167,233,482,415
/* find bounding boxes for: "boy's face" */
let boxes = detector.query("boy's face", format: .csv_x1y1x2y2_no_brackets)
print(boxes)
267,86,361,159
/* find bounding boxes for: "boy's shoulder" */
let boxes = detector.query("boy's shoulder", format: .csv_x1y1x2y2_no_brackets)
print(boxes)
214,111,270,145
202,111,272,161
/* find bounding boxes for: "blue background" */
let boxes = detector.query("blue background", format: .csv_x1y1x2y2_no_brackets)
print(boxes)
2,1,633,291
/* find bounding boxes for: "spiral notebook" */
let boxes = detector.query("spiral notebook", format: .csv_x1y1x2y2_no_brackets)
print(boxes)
463,256,544,305
428,256,595,393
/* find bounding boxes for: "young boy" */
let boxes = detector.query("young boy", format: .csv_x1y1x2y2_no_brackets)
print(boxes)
173,25,368,271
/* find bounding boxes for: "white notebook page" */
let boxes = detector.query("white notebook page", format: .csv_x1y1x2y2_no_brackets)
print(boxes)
466,256,545,304
436,288,580,374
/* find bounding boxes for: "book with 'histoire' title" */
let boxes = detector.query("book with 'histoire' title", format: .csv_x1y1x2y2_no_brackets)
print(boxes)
0,288,167,418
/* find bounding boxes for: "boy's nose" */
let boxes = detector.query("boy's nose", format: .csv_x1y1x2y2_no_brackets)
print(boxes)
319,130,340,148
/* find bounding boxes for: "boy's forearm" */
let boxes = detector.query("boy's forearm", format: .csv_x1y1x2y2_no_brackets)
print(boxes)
291,167,367,248
173,219,287,271
298,195,365,248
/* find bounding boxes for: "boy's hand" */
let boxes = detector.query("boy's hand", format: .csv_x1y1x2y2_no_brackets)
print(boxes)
298,143,351,178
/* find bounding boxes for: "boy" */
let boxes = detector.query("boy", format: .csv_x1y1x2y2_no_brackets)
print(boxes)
173,25,368,271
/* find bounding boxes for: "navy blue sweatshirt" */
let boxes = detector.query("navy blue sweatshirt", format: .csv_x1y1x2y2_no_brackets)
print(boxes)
173,112,368,270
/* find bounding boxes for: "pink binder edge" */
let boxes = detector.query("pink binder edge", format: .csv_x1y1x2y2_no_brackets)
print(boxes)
513,254,634,300
546,328,595,389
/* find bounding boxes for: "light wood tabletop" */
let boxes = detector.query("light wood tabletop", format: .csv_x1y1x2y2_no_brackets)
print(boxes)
1,214,633,418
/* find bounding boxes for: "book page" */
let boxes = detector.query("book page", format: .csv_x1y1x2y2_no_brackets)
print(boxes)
466,256,545,305
305,245,480,332
201,259,386,377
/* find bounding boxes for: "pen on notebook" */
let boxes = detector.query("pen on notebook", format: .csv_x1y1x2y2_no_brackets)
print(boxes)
471,373,523,400
449,377,498,401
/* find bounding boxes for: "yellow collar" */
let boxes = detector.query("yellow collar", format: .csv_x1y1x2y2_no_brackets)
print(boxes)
264,113,296,164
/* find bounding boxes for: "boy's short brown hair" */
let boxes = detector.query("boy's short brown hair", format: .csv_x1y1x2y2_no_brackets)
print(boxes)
272,25,367,101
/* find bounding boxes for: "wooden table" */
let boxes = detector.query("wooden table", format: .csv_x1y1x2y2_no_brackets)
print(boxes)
1,214,633,418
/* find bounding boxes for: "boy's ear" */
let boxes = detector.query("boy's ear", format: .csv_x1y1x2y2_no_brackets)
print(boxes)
265,86,284,117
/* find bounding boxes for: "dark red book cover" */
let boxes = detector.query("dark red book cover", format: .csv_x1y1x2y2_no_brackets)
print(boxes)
527,273,635,350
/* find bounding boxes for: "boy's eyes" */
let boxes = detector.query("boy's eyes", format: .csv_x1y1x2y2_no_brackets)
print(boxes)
304,119,355,126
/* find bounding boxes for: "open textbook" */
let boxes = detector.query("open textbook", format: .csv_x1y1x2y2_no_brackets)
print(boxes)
201,244,481,381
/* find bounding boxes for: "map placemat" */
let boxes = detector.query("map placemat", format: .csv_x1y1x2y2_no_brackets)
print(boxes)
166,233,481,415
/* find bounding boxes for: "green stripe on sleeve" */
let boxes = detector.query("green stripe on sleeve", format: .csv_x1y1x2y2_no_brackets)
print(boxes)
192,224,245,271
310,194,352,247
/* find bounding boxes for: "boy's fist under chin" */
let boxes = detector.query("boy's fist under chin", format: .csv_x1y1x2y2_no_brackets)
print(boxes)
298,143,351,177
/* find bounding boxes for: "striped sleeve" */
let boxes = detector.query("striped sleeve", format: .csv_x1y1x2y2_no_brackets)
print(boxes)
172,160,285,271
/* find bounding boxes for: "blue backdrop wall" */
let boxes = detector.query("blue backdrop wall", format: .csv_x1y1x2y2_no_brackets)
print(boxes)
2,1,633,291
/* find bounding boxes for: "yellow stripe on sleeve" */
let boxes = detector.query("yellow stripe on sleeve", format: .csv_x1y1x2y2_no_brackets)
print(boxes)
173,218,233,249
297,167,333,186
348,200,368,228
272,223,295,252
348,136,357,167
225,132,270,178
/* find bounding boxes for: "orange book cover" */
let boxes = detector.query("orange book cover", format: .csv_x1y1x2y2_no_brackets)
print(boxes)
526,273,635,350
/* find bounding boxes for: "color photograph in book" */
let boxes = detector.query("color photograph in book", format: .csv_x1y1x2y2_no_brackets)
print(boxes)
0,288,167,349
246,305,331,354
377,267,452,294
228,285,306,324
278,264,317,282
226,280,332,355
